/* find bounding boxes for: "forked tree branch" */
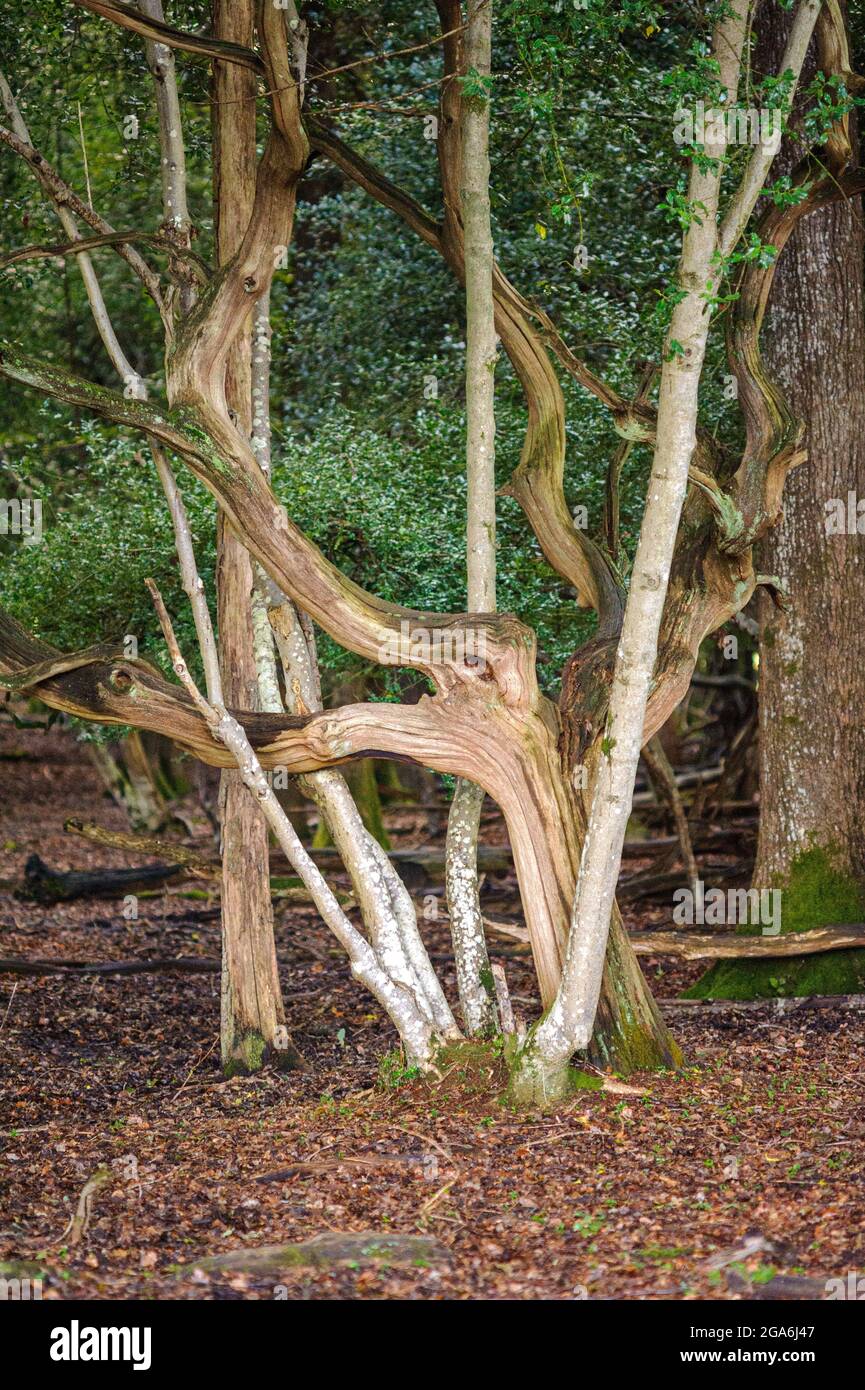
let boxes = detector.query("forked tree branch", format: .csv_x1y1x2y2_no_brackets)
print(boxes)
718,0,823,259
144,580,440,1067
0,229,209,283
0,346,540,701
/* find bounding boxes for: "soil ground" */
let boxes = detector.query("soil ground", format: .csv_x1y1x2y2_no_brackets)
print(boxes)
1,716,862,1300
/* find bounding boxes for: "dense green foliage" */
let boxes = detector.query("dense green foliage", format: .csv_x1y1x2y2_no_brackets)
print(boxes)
2,1,863,695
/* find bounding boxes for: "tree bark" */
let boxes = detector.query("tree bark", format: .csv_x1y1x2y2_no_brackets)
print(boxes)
510,0,820,1101
212,0,291,1074
12,1,839,1081
695,0,865,1000
446,0,498,1038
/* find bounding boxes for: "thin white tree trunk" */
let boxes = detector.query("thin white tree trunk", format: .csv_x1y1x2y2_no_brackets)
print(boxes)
512,0,821,1102
249,287,288,712
138,1,189,234
0,71,142,391
446,0,499,1036
446,780,495,1031
462,0,497,616
244,277,458,1043
147,579,438,1068
269,602,460,1040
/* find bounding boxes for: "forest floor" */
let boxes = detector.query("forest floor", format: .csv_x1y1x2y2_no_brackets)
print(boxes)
0,715,863,1301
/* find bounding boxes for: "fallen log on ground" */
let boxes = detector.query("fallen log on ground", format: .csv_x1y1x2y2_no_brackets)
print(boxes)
23,835,352,908
0,955,218,976
483,921,865,963
0,958,334,990
63,816,754,887
64,819,217,877
19,853,183,904
659,993,865,1017
64,818,515,884
618,861,743,903
191,1232,452,1274
631,764,723,805
632,925,865,959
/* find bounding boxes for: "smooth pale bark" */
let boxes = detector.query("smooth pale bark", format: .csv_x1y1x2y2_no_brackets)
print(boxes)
268,603,459,1042
446,0,498,1037
446,780,496,1033
461,0,497,616
139,1,189,234
511,0,821,1102
147,584,439,1069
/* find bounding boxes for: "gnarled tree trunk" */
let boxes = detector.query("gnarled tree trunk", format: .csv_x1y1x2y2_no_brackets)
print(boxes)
212,0,293,1074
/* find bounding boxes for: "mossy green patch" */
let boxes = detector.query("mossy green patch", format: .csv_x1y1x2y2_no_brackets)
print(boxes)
589,1010,684,1074
223,1029,268,1077
778,846,864,934
685,844,865,1000
683,949,865,1000
376,1048,421,1090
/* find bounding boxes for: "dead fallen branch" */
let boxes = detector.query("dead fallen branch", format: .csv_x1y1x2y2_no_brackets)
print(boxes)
631,764,724,806
19,853,183,904
659,993,865,1018
618,862,743,903
190,1231,452,1274
60,819,758,905
59,1167,112,1247
41,829,352,908
0,956,219,976
64,818,218,877
65,818,514,883
632,925,865,960
732,1273,835,1301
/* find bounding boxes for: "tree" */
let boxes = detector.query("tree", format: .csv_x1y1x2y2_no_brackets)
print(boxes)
690,0,865,1001
444,0,499,1038
1,0,858,1091
209,0,303,1075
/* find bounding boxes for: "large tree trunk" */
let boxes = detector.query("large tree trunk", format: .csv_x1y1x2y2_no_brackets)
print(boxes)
693,0,865,1001
212,0,295,1073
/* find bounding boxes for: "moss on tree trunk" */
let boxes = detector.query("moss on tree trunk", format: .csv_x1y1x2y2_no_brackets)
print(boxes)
684,846,865,999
